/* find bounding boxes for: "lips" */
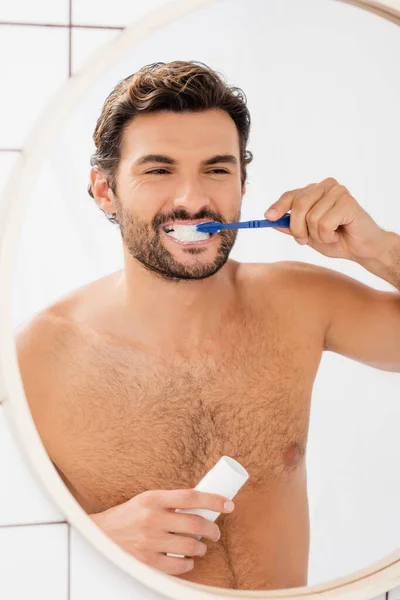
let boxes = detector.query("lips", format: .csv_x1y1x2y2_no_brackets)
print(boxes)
162,219,215,231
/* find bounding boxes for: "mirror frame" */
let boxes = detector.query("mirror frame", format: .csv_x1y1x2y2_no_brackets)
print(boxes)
0,1,399,598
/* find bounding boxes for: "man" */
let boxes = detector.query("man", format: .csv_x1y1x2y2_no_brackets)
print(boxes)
15,61,400,591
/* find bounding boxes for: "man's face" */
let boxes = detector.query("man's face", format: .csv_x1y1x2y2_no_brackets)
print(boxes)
110,109,245,281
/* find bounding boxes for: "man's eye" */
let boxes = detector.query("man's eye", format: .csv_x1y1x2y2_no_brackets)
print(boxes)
146,169,170,175
145,169,229,175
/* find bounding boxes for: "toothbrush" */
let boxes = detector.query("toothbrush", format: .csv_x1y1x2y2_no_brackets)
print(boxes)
195,214,290,233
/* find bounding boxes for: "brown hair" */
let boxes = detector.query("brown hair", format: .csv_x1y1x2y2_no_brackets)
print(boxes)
88,60,253,224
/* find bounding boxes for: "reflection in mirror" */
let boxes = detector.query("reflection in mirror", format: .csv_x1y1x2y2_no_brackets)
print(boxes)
11,0,400,592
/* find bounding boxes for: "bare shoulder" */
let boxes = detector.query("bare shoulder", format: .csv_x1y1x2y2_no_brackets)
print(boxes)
15,310,77,371
14,312,87,487
235,260,337,341
262,259,372,298
14,269,123,408
14,311,79,436
15,269,122,362
235,259,337,294
247,259,382,341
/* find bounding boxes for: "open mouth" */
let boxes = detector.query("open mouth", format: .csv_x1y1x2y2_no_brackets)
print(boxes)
162,223,217,244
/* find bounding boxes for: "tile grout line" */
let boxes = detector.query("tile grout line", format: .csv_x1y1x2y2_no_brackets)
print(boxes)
68,0,72,77
67,5,72,597
0,21,124,30
4,7,107,597
68,523,71,600
0,520,67,528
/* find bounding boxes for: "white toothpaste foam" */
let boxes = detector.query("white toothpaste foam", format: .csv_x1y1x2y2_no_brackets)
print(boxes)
164,224,211,242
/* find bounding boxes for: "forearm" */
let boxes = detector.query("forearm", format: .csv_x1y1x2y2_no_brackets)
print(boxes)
355,231,400,291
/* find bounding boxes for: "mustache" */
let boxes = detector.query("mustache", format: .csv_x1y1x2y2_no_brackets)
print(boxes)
152,208,224,229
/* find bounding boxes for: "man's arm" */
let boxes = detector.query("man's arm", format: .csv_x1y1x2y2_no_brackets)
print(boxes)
321,267,400,372
298,230,400,372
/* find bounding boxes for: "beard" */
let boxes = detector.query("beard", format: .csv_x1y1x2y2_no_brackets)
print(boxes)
113,200,240,282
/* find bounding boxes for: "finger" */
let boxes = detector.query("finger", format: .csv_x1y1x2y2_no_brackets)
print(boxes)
166,512,221,542
147,489,233,514
159,532,208,557
270,226,292,235
290,180,342,241
306,185,345,243
317,195,351,243
265,183,316,220
157,554,195,575
137,550,194,575
290,178,340,236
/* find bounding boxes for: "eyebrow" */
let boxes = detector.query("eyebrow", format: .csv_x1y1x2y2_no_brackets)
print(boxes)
133,153,238,167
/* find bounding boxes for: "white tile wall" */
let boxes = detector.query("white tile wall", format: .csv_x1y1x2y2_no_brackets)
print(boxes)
72,28,121,74
0,407,65,525
0,522,69,600
0,0,69,25
0,26,68,148
72,0,175,28
389,586,400,600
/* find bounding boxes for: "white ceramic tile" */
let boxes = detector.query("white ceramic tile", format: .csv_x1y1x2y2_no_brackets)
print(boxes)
389,586,400,600
0,152,19,198
0,26,68,148
0,522,68,600
72,28,120,74
70,526,167,600
72,0,173,27
0,0,69,24
0,407,65,525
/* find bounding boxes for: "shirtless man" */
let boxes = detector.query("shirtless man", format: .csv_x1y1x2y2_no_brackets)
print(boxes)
15,61,400,590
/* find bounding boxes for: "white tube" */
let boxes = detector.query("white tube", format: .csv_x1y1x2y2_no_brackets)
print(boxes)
167,456,249,558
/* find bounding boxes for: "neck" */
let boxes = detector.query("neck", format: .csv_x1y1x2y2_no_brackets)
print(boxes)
113,251,238,353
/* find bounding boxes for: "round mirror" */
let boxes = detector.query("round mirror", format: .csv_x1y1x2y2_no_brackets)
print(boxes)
1,0,399,598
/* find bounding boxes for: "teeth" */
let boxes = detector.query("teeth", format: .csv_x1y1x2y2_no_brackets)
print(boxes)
163,224,211,243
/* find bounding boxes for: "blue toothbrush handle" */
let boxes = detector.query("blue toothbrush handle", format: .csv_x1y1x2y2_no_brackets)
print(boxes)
234,214,291,229
195,214,290,233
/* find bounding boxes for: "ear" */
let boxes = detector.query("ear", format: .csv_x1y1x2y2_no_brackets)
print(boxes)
241,182,246,196
90,168,116,214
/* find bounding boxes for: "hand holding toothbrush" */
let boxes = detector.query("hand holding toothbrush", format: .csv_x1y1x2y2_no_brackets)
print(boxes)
197,177,389,262
263,177,390,261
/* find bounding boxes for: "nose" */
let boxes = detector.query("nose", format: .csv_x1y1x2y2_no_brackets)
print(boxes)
172,181,211,213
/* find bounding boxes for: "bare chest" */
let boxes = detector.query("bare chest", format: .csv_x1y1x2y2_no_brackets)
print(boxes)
53,309,323,513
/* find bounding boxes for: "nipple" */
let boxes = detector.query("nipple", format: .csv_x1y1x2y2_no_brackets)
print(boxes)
282,442,303,468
